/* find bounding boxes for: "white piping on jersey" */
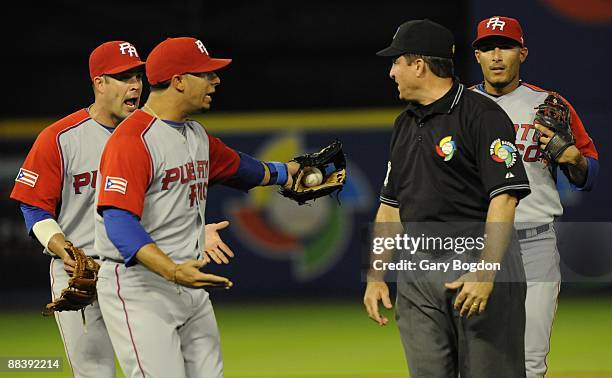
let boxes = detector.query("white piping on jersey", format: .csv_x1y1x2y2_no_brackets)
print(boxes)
380,195,400,207
489,184,531,199
140,118,156,189
56,117,92,199
449,84,464,111
520,82,547,93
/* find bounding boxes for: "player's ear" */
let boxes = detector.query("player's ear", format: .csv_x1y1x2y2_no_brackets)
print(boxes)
92,76,105,95
519,47,528,63
474,49,481,63
171,74,186,92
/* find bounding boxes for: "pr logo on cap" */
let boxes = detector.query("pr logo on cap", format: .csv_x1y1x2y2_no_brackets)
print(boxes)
145,37,232,86
118,42,139,57
485,17,506,31
89,41,145,80
472,16,525,48
195,40,209,55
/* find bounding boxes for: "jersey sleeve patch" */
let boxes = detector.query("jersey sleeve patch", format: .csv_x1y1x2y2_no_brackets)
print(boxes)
15,168,40,188
489,139,518,168
104,176,128,195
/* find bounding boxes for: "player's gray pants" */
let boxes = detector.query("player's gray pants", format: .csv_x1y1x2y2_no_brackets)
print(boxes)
97,261,223,378
50,258,116,378
519,224,561,378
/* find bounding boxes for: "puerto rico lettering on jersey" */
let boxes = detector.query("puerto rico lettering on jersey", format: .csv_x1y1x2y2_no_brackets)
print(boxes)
513,123,543,163
73,171,98,194
162,160,210,207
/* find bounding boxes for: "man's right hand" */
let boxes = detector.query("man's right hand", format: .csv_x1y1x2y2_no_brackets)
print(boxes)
174,260,233,289
363,281,393,326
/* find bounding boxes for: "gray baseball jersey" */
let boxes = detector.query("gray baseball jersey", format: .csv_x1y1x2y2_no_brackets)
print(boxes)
471,82,598,224
11,109,110,255
94,110,239,262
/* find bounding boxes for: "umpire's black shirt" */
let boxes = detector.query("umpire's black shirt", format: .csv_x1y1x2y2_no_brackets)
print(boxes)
380,80,531,222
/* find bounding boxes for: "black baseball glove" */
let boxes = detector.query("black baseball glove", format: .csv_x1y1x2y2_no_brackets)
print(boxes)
534,92,575,163
281,140,347,205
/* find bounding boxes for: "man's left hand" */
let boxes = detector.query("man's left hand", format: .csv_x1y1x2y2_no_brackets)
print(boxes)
535,124,582,165
204,221,234,264
445,271,494,318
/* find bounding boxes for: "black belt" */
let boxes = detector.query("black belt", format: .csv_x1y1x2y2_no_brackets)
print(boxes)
517,224,551,240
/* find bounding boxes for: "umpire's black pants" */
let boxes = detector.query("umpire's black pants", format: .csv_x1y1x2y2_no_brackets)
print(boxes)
396,255,526,377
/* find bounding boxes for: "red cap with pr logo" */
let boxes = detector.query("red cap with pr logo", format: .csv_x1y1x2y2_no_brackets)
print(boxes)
146,37,232,85
473,16,524,48
89,41,145,80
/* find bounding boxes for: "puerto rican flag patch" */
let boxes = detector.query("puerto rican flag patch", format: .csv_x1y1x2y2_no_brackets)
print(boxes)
15,168,39,187
104,176,128,194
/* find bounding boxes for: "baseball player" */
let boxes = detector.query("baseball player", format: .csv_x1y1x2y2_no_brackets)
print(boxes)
93,37,300,378
9,41,145,377
471,16,599,378
9,40,236,378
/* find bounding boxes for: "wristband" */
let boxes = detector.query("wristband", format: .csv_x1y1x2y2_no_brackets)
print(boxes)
265,162,289,186
32,218,65,253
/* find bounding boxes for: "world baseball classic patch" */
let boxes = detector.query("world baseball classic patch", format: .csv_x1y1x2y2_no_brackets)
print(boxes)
435,136,456,161
489,139,518,168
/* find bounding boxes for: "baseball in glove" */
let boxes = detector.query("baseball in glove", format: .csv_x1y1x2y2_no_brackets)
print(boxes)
281,140,347,205
534,92,575,163
42,242,100,316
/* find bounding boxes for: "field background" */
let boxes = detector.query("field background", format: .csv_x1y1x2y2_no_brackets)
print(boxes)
1,298,610,378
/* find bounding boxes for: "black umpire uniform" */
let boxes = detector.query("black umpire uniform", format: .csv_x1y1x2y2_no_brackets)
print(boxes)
377,20,530,377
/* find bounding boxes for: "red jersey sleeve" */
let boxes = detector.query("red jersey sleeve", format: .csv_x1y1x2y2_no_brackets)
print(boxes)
208,134,240,185
97,121,153,218
10,127,63,216
560,95,598,160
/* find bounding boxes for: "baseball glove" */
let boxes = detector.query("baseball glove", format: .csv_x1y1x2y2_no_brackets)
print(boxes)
281,140,347,205
534,92,575,163
42,242,100,316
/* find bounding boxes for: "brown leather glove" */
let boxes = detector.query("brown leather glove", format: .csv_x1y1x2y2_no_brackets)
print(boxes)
42,242,100,316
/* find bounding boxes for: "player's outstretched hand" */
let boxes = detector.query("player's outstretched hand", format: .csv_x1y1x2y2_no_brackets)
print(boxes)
174,260,233,289
204,221,234,264
445,271,494,318
363,282,393,326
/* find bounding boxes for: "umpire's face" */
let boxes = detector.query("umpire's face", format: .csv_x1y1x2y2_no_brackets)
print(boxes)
389,55,420,102
474,37,528,91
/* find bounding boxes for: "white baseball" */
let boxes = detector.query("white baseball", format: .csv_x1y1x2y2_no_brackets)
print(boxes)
302,167,323,187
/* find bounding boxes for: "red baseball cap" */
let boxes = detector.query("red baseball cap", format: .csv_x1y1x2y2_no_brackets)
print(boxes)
146,37,232,85
89,41,145,80
472,16,524,48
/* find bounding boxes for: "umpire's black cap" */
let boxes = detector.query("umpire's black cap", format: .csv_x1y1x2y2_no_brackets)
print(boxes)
377,19,455,59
